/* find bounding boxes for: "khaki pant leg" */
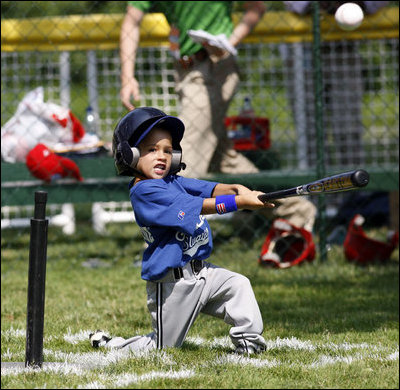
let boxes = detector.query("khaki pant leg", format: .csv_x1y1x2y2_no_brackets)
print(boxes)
218,149,259,174
176,60,217,177
176,54,257,177
208,55,258,175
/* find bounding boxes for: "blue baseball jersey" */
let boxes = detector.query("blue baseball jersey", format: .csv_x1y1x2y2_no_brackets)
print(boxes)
130,175,218,281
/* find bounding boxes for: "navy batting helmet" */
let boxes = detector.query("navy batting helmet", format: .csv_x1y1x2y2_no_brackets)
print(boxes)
112,107,185,176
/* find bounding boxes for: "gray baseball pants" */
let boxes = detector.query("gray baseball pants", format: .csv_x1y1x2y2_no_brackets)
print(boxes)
104,260,267,352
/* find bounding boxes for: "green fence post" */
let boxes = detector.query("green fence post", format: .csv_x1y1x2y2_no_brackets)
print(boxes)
312,2,327,262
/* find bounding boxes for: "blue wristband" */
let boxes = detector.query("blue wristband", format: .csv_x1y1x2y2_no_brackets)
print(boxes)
215,195,238,214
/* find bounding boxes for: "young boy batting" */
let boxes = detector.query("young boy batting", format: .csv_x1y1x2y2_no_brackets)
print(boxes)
89,107,274,355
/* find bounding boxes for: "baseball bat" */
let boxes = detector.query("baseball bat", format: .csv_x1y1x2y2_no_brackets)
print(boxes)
258,169,369,202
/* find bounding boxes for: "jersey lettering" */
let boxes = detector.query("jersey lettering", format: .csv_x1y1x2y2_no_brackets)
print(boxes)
175,227,209,257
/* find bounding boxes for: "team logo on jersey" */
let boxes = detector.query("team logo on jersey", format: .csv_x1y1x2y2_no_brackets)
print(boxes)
178,210,185,220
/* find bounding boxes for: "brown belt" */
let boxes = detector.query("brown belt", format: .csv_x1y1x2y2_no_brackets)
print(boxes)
177,48,208,69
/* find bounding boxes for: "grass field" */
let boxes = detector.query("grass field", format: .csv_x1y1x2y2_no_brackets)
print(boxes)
1,219,399,389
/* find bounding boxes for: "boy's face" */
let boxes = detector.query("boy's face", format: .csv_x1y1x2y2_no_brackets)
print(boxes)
136,127,173,179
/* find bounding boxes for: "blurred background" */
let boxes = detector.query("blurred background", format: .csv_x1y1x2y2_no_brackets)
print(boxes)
1,1,398,262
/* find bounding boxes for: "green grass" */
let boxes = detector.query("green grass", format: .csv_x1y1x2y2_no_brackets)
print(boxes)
1,221,399,389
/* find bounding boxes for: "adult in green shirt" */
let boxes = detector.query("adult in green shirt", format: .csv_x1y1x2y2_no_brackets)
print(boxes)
120,1,266,177
120,1,317,232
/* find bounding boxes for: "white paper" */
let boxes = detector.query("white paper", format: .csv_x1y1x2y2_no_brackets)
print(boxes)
187,29,238,56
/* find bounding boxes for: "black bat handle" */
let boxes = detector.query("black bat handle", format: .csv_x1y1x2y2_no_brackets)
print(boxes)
258,187,297,202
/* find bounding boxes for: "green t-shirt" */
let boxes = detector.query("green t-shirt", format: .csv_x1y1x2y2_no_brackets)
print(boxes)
128,1,234,56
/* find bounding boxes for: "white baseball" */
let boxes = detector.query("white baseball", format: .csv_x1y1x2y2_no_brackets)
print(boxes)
335,3,364,31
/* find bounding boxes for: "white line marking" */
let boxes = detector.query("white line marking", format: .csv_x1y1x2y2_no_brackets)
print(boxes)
1,346,174,376
1,328,398,388
186,335,392,353
216,354,281,367
106,369,195,389
1,362,87,377
214,350,399,369
386,351,399,361
77,369,195,389
264,336,315,351
63,328,92,344
1,327,25,338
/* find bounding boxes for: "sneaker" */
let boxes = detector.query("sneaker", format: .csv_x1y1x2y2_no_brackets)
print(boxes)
235,344,265,355
89,330,111,348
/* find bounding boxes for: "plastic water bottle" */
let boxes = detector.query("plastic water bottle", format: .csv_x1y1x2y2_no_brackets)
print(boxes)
238,96,255,138
85,105,99,135
241,96,255,117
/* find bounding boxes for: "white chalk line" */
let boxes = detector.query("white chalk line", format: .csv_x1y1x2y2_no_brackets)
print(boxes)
215,349,399,369
1,347,174,374
1,327,26,339
3,327,390,354
2,328,398,388
184,335,392,354
78,369,195,389
1,347,192,389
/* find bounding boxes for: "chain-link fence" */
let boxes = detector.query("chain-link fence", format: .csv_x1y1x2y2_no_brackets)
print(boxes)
1,1,399,259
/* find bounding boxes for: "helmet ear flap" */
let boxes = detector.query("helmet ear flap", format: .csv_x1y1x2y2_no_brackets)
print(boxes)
118,140,140,169
169,150,185,175
117,141,184,175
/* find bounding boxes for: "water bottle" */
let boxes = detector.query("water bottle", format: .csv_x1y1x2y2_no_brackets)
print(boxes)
239,96,255,138
241,96,255,117
85,105,99,135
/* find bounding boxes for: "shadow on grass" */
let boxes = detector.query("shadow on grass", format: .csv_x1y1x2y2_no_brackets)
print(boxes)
254,258,399,335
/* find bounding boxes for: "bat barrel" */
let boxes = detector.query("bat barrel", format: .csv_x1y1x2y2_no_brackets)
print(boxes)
258,169,370,202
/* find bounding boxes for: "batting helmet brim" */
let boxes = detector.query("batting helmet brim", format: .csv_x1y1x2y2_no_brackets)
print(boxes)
133,115,184,148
